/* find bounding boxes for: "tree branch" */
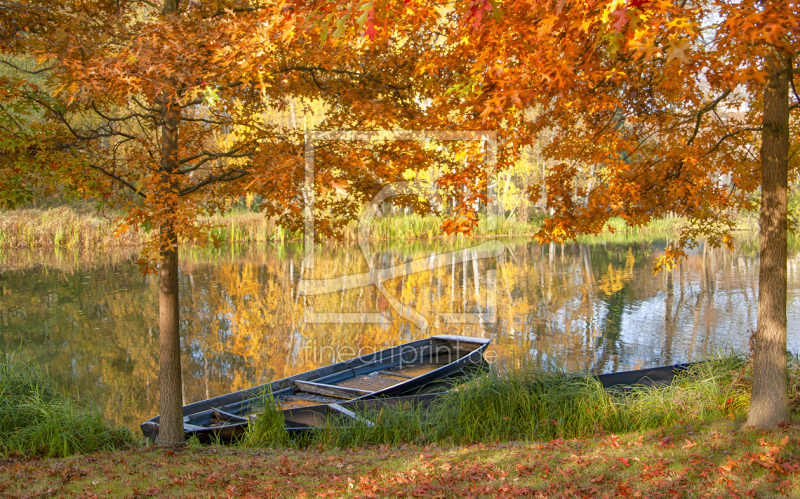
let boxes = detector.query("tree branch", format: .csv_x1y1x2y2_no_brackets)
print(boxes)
131,0,160,9
0,59,57,75
700,127,762,159
88,164,146,198
0,102,24,131
179,168,249,196
177,146,246,165
274,65,411,91
790,56,800,108
686,89,732,146
91,101,157,125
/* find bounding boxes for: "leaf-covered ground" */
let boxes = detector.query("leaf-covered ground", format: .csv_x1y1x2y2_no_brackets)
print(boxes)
3,418,800,498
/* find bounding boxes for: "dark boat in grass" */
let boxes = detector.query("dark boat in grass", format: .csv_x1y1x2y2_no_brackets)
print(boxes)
596,362,692,389
140,335,491,443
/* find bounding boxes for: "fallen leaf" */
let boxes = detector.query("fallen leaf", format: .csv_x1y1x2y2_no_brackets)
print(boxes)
682,439,698,449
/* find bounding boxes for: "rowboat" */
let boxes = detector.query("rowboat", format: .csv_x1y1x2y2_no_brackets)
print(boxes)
596,362,692,389
140,335,491,443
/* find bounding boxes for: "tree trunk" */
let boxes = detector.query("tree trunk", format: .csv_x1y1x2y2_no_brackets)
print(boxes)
158,225,183,444
157,103,183,443
156,0,184,444
747,49,791,428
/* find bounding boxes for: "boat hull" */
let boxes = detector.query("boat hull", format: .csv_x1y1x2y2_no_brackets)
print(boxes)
141,335,491,442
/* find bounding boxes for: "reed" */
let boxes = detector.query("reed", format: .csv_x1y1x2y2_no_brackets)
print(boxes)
245,355,760,450
0,207,145,248
0,355,133,458
3,207,753,249
603,216,685,234
339,213,539,241
0,208,306,249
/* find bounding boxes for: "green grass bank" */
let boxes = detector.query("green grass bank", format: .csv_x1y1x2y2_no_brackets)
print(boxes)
0,355,133,459
3,356,800,497
243,356,774,450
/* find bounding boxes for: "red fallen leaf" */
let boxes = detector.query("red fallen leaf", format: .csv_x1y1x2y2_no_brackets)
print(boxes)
205,472,228,485
719,457,740,472
590,474,605,483
618,457,630,467
782,462,800,473
681,439,698,449
617,482,633,495
131,487,162,498
658,437,674,448
411,486,432,497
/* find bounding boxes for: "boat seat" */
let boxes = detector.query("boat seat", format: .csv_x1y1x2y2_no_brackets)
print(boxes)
212,408,248,423
329,403,374,427
293,380,373,400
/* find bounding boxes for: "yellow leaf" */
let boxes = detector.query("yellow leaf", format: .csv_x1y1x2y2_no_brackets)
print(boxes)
665,39,690,64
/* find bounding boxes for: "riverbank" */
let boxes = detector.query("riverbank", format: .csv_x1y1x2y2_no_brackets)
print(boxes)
0,356,133,459
2,356,800,496
0,206,703,249
2,417,799,497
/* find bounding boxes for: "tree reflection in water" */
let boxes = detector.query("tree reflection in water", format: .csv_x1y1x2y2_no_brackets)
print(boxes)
1,233,798,432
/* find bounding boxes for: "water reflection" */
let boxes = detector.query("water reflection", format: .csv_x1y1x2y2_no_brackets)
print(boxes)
1,234,799,432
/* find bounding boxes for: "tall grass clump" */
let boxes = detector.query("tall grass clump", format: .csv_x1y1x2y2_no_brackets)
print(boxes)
242,389,291,447
247,355,757,450
0,355,133,458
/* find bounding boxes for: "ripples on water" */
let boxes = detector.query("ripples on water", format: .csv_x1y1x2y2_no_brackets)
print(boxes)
2,233,799,431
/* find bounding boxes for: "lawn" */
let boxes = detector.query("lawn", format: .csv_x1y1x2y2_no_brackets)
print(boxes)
3,416,799,498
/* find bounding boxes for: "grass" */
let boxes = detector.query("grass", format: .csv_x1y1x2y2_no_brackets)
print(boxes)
244,356,754,451
3,408,800,497
4,356,800,496
0,355,134,458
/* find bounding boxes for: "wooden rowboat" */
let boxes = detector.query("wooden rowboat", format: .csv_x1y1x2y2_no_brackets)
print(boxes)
140,335,491,443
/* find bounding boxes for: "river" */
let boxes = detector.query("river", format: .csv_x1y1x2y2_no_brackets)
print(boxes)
2,232,800,432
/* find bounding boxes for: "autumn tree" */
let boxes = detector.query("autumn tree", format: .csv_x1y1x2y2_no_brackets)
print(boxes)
285,0,798,426
0,0,506,444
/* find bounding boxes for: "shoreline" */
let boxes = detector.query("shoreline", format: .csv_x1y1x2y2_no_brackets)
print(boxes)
3,356,799,496
0,207,731,250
